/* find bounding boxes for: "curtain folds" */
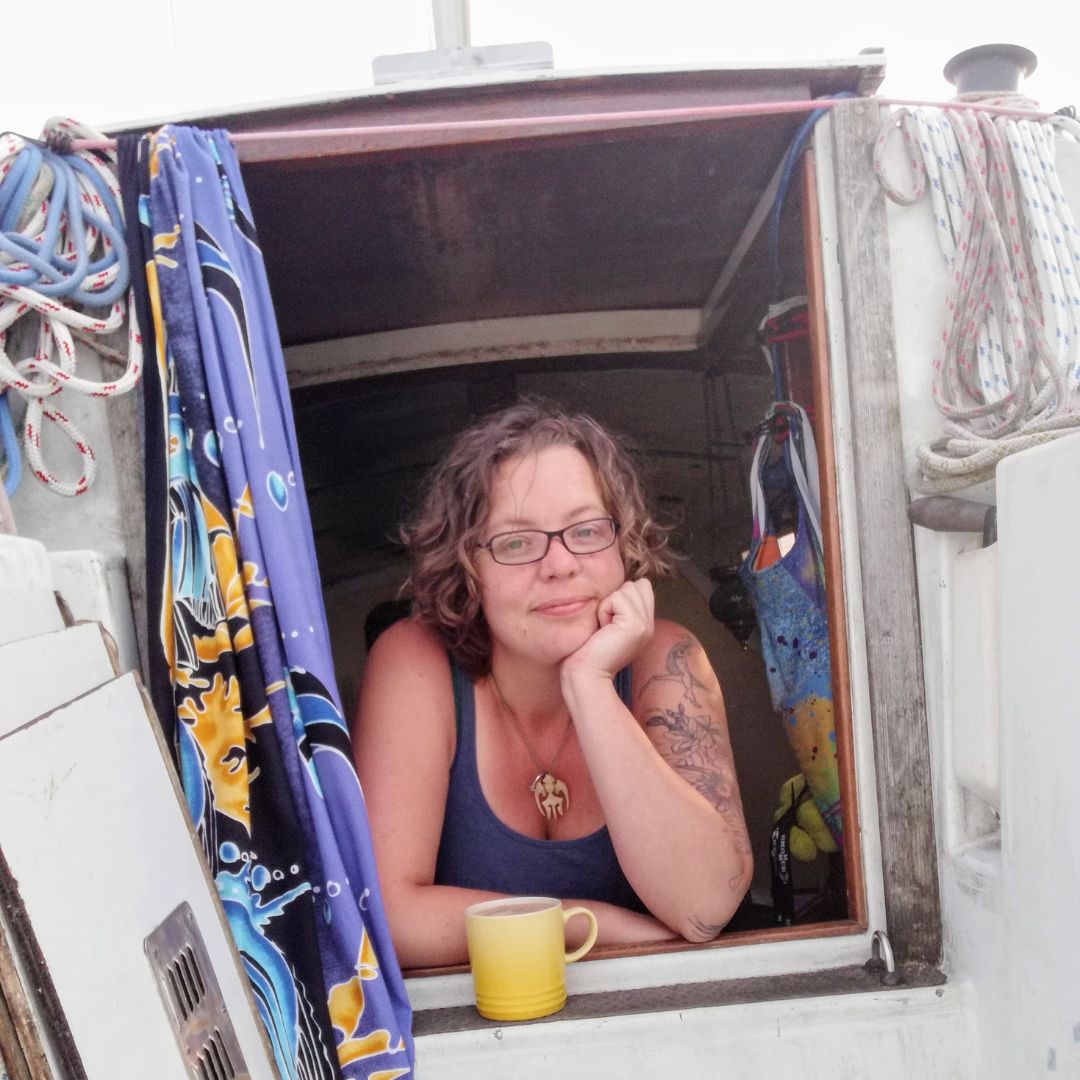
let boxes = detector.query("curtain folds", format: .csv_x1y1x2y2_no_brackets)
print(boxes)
121,126,413,1080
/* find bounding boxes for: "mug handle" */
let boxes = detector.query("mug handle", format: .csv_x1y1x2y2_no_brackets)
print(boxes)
562,906,599,963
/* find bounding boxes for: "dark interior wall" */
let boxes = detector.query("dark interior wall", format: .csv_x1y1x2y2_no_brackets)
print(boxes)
293,347,781,584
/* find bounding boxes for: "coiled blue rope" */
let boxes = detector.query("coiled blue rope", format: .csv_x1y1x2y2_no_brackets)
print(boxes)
0,122,141,496
0,391,20,497
0,140,128,305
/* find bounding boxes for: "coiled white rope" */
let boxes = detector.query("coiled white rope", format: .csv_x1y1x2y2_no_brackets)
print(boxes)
875,95,1080,491
0,117,142,497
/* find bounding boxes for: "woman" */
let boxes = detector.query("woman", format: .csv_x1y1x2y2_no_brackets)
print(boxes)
352,399,752,969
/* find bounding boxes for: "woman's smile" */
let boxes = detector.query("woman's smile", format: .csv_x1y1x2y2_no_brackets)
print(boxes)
532,596,595,617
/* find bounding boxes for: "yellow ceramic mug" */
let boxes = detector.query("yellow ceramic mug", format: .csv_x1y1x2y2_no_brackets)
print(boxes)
465,897,599,1021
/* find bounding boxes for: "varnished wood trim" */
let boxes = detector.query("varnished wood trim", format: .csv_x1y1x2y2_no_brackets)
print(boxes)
404,917,866,978
802,147,867,930
0,850,85,1079
0,922,50,1080
829,98,941,964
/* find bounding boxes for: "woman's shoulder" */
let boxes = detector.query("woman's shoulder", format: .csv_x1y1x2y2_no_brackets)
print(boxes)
355,616,456,755
368,614,447,662
362,617,454,700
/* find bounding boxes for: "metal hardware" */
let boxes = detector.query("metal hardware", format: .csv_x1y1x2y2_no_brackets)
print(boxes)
908,496,997,547
943,44,1038,95
864,929,903,987
144,902,249,1080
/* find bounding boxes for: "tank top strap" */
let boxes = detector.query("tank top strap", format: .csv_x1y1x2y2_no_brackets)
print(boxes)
448,657,474,766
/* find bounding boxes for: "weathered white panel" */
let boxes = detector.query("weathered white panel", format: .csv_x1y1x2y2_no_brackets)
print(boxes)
0,622,115,737
0,674,276,1080
49,550,139,675
415,983,976,1079
0,535,63,645
996,434,1080,1080
898,121,1080,1078
950,545,1000,809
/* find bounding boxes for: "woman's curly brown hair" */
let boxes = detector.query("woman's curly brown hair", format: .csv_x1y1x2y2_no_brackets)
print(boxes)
401,397,675,678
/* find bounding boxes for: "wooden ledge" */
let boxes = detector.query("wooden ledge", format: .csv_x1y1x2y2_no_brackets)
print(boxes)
412,961,947,1036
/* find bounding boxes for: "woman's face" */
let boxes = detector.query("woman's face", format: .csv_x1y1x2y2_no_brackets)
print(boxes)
475,444,626,670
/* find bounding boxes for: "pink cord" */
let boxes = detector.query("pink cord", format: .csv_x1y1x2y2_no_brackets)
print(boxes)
69,94,1055,154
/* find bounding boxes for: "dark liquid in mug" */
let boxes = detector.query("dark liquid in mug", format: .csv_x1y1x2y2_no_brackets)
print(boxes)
477,900,554,918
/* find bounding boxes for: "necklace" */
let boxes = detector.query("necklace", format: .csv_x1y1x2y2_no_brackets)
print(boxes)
489,675,574,821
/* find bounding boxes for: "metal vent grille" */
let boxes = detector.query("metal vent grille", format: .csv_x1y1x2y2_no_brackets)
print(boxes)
165,944,207,1020
196,1028,237,1080
145,902,249,1080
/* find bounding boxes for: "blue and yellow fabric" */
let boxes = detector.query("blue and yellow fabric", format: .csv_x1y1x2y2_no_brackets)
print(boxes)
739,401,842,848
121,127,413,1079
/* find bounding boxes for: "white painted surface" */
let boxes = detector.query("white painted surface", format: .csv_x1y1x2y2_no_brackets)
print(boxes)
0,619,118,1075
996,435,1080,1079
0,534,63,646
0,673,277,1080
415,983,976,1079
49,550,140,675
0,622,115,737
891,116,1080,1080
950,545,1000,809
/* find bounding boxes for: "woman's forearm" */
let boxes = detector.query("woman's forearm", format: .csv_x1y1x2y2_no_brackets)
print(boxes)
386,883,506,969
386,884,676,969
560,669,752,940
561,898,678,949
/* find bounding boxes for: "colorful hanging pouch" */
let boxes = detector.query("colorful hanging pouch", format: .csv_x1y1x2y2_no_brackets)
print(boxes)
739,402,842,847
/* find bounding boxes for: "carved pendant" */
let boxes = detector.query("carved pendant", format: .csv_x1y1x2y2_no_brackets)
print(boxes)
530,772,570,820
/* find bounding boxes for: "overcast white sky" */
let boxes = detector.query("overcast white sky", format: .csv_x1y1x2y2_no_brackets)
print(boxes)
5,0,1071,136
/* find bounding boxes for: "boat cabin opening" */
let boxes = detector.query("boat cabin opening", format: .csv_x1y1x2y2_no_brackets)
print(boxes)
182,59,886,970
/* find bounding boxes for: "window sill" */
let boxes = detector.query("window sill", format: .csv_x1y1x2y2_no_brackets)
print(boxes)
413,960,947,1036
404,918,879,1011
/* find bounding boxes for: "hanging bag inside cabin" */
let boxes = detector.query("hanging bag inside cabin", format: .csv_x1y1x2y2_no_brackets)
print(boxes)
739,401,842,848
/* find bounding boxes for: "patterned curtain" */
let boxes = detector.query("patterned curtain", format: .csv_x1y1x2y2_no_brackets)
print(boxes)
119,127,413,1080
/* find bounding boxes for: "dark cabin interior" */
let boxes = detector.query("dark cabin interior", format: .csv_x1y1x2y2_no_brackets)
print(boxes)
165,58,885,926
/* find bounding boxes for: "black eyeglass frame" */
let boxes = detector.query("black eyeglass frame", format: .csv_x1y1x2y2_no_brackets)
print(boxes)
477,517,621,566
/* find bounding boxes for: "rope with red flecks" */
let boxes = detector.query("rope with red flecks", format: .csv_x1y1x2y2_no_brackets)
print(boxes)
875,96,1080,491
0,117,142,497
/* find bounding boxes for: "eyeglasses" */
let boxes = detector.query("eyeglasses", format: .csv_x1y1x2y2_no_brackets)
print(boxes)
478,517,620,566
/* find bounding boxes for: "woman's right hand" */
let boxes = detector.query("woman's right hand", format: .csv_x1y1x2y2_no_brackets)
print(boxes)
561,578,656,686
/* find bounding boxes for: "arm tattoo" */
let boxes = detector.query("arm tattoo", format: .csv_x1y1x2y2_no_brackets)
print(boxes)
645,702,726,769
642,638,754,883
639,640,710,706
646,703,753,860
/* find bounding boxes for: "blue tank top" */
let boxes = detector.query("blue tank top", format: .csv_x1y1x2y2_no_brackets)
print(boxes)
433,661,647,913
